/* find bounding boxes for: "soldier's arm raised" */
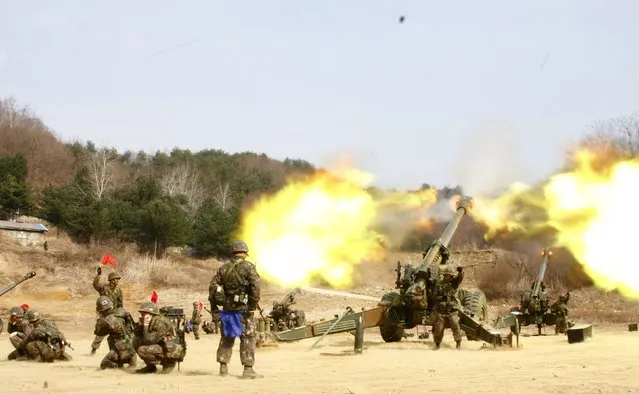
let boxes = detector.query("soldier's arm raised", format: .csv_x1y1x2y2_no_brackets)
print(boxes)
93,274,104,293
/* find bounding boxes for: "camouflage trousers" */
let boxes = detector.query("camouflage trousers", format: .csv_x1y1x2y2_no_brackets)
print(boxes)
555,315,570,334
8,333,27,360
432,311,462,344
217,313,256,367
136,341,185,367
101,339,137,369
24,341,66,362
192,322,201,339
91,335,105,351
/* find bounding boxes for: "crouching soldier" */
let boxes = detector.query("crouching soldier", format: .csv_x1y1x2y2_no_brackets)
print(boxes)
134,302,186,374
94,296,137,369
7,306,33,360
16,310,73,362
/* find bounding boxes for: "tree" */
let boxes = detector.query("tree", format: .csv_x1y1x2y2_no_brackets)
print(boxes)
159,162,205,214
192,199,239,257
0,153,32,217
139,196,192,258
79,148,118,200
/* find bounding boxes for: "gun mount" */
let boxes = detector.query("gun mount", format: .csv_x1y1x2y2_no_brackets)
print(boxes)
0,271,36,333
267,287,307,332
159,306,187,350
493,249,574,335
271,197,515,348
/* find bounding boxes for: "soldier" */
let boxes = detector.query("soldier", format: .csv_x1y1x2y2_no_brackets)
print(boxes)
93,296,137,369
134,301,185,374
430,264,464,350
16,309,72,362
190,301,202,340
7,306,32,360
208,239,262,379
522,281,548,333
91,267,124,356
550,291,572,334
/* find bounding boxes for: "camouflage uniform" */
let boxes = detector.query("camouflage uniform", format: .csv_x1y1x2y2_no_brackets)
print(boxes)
522,282,548,327
550,292,572,334
208,239,262,379
17,310,72,362
7,306,32,360
91,271,124,355
93,296,137,369
134,302,185,374
190,302,202,340
430,264,464,350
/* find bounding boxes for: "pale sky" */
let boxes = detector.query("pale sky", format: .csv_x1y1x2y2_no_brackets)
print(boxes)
1,1,638,192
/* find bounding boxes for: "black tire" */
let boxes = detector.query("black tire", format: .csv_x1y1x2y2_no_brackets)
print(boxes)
379,292,405,342
461,289,488,321
509,306,521,334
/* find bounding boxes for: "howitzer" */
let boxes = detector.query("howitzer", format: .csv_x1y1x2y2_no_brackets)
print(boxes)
0,271,36,333
266,289,307,332
159,306,187,370
271,197,515,348
493,249,571,335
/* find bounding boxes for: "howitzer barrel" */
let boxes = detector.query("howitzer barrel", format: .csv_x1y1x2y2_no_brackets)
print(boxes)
419,196,473,270
531,249,552,297
0,271,36,297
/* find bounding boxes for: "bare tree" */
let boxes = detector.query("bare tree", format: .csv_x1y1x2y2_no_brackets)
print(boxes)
587,113,639,158
213,181,233,211
79,148,117,200
159,162,205,213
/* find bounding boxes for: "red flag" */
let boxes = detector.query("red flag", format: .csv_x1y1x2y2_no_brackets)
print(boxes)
20,304,29,310
101,254,117,267
151,291,158,304
198,301,203,312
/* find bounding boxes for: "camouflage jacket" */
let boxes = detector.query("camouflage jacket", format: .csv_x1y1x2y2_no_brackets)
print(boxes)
208,256,261,311
191,309,202,325
8,318,32,336
93,274,123,308
19,320,67,349
523,291,548,313
95,309,133,352
431,275,463,314
135,314,175,346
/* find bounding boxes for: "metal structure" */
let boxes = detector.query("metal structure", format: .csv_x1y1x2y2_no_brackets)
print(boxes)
159,306,187,370
0,271,36,333
267,287,306,332
272,197,515,347
493,249,571,335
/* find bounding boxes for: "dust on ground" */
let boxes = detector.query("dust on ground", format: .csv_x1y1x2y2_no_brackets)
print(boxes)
1,292,639,394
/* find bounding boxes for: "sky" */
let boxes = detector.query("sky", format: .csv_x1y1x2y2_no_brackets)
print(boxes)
1,1,638,192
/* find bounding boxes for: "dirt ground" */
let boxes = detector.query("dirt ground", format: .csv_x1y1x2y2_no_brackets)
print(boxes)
1,291,639,394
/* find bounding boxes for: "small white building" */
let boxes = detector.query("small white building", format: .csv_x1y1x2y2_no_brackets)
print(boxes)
0,220,48,247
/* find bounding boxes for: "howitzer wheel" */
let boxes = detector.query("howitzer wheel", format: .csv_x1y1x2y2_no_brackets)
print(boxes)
379,292,405,343
460,290,488,341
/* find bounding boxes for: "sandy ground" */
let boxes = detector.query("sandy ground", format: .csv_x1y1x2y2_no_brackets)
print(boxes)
1,293,639,394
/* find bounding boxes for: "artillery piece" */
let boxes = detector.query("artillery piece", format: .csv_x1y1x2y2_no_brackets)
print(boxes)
273,197,514,347
267,287,306,332
494,248,573,335
0,271,36,333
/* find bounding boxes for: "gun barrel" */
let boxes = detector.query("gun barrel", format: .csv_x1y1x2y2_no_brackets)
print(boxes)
419,196,473,270
531,249,551,297
0,271,36,297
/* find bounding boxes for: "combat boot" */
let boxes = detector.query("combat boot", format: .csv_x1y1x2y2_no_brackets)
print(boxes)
90,348,96,356
161,362,176,374
219,363,228,376
456,340,461,349
241,366,263,379
135,364,157,374
128,355,137,368
434,342,441,350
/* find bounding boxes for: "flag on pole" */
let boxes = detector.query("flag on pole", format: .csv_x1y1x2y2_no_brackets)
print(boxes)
198,301,203,312
151,291,158,304
101,254,117,267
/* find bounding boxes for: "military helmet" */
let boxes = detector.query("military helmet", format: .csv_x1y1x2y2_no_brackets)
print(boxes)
231,239,249,253
442,264,457,276
108,272,121,281
10,306,24,317
193,301,198,306
26,309,40,322
96,296,114,312
138,301,159,315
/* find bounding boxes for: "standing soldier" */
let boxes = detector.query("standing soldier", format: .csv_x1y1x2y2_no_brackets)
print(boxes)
134,302,185,374
93,296,137,369
91,267,124,355
431,264,464,350
7,306,32,360
208,239,262,379
550,291,572,334
190,301,202,340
